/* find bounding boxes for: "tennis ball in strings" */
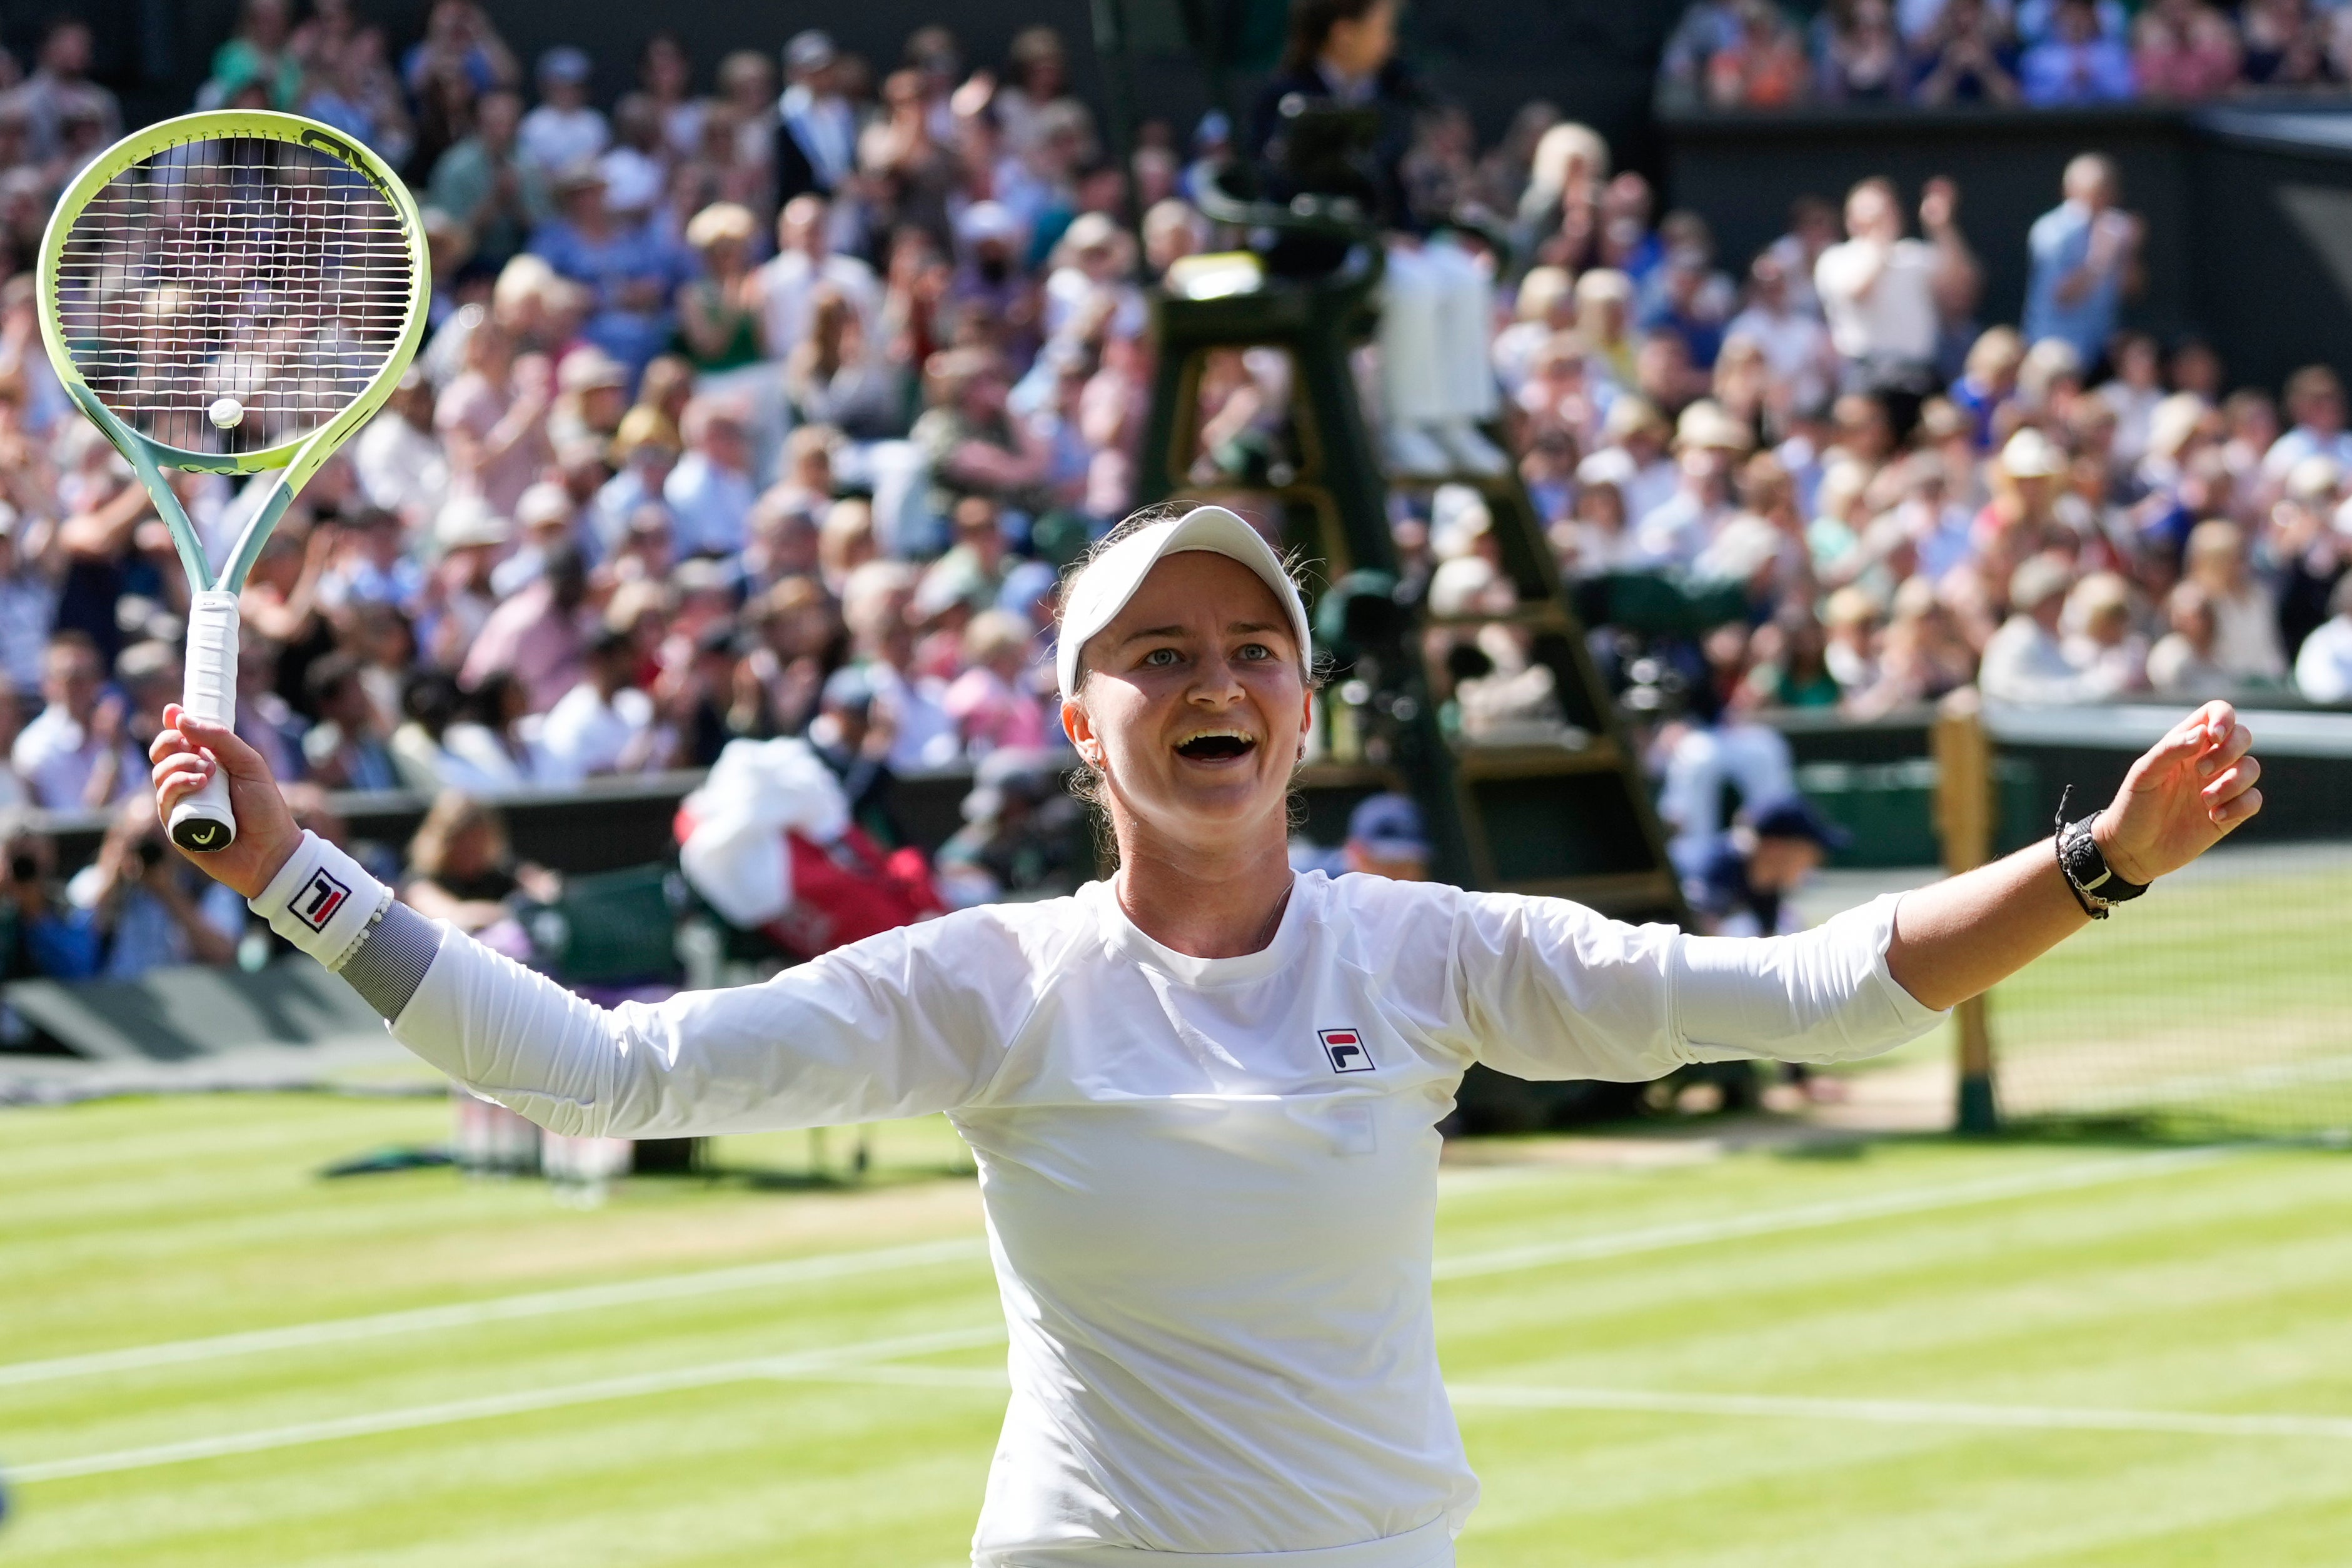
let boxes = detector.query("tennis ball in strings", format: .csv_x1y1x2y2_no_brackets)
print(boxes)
208,396,244,430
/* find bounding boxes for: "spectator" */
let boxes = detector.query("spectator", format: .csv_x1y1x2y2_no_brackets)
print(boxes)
751,193,884,362
1815,176,1978,436
942,609,1047,755
2263,365,2352,483
1910,0,2023,103
1636,400,1750,568
460,545,591,711
840,560,958,771
436,313,552,519
2182,519,2288,680
785,286,904,441
2239,0,2331,87
665,399,758,559
66,797,241,977
1707,0,1812,108
2021,154,2143,364
14,632,138,809
353,371,449,528
9,19,121,163
1328,793,1435,880
1726,252,1837,418
539,626,665,778
934,747,1085,908
2146,581,2234,697
776,30,860,206
531,164,685,376
674,204,765,375
302,652,401,790
0,505,56,698
518,46,608,178
2292,571,2352,702
426,88,545,268
1816,0,1912,101
2020,0,2136,101
0,818,98,980
1980,554,2107,703
2133,0,2243,97
400,791,559,937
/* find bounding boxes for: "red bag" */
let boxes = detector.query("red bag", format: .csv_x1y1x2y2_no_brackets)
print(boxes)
763,825,945,960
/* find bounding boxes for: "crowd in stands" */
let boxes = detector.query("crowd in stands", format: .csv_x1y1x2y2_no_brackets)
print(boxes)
0,0,2349,990
1661,0,2352,109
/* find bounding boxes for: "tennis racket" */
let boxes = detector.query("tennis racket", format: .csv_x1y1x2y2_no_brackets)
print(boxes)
35,110,429,852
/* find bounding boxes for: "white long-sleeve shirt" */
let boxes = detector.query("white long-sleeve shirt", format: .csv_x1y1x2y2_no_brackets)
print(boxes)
354,867,1942,1565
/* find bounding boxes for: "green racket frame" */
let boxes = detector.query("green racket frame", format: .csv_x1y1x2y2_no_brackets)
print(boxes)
34,110,430,850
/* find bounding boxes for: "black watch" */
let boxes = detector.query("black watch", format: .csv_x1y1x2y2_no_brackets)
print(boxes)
2054,787,2146,919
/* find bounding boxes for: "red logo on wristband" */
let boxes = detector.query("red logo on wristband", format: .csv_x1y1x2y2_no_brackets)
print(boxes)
294,869,351,932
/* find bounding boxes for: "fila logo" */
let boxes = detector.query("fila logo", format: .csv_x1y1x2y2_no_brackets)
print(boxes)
293,868,352,933
1319,1028,1375,1073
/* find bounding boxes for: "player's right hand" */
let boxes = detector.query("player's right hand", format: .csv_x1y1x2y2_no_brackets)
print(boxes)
149,703,303,900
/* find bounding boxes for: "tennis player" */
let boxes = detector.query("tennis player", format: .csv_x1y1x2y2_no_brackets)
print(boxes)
151,505,2263,1567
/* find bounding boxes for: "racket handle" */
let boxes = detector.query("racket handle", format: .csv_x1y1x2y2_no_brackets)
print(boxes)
169,591,241,854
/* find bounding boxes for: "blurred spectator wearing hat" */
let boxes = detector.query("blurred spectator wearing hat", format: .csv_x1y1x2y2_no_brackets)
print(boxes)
490,481,584,596
421,495,509,668
68,794,243,978
673,204,765,376
1634,400,1751,568
518,46,609,181
1980,553,2106,704
840,560,958,771
1688,794,1849,940
531,160,687,378
593,405,681,555
428,88,546,269
2261,364,2352,486
548,348,628,453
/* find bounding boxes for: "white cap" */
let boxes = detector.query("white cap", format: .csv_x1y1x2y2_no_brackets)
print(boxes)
1055,506,1311,700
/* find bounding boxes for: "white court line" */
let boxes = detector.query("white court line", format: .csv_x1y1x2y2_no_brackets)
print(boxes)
1447,1383,2352,1440
3,1148,2236,1390
8,1324,1007,1485
1431,1145,2236,1281
0,1237,989,1390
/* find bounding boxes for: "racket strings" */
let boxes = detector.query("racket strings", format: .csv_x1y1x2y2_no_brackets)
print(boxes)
52,134,416,457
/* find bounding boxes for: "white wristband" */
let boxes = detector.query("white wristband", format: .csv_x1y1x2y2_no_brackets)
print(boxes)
249,830,393,972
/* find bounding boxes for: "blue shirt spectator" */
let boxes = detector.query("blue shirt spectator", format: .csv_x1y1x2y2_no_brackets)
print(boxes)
2019,0,2136,102
531,169,688,376
2021,154,2141,363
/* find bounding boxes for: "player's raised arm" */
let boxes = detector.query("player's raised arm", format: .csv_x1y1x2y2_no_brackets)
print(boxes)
1886,700,2261,1012
151,706,1017,1139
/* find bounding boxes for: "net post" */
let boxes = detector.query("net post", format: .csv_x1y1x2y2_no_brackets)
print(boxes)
1932,690,2000,1135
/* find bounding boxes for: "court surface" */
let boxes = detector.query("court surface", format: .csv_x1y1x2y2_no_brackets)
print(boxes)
5,1095,2350,1567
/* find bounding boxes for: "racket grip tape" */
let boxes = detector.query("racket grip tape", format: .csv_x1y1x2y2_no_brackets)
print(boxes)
169,591,241,853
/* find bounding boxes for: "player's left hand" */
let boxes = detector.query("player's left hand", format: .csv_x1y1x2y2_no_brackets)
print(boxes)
2093,700,2263,886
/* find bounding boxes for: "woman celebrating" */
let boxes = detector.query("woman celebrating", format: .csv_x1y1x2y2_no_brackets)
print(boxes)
153,506,2262,1568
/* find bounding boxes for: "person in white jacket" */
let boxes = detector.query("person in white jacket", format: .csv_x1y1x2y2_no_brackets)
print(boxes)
149,505,2264,1568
